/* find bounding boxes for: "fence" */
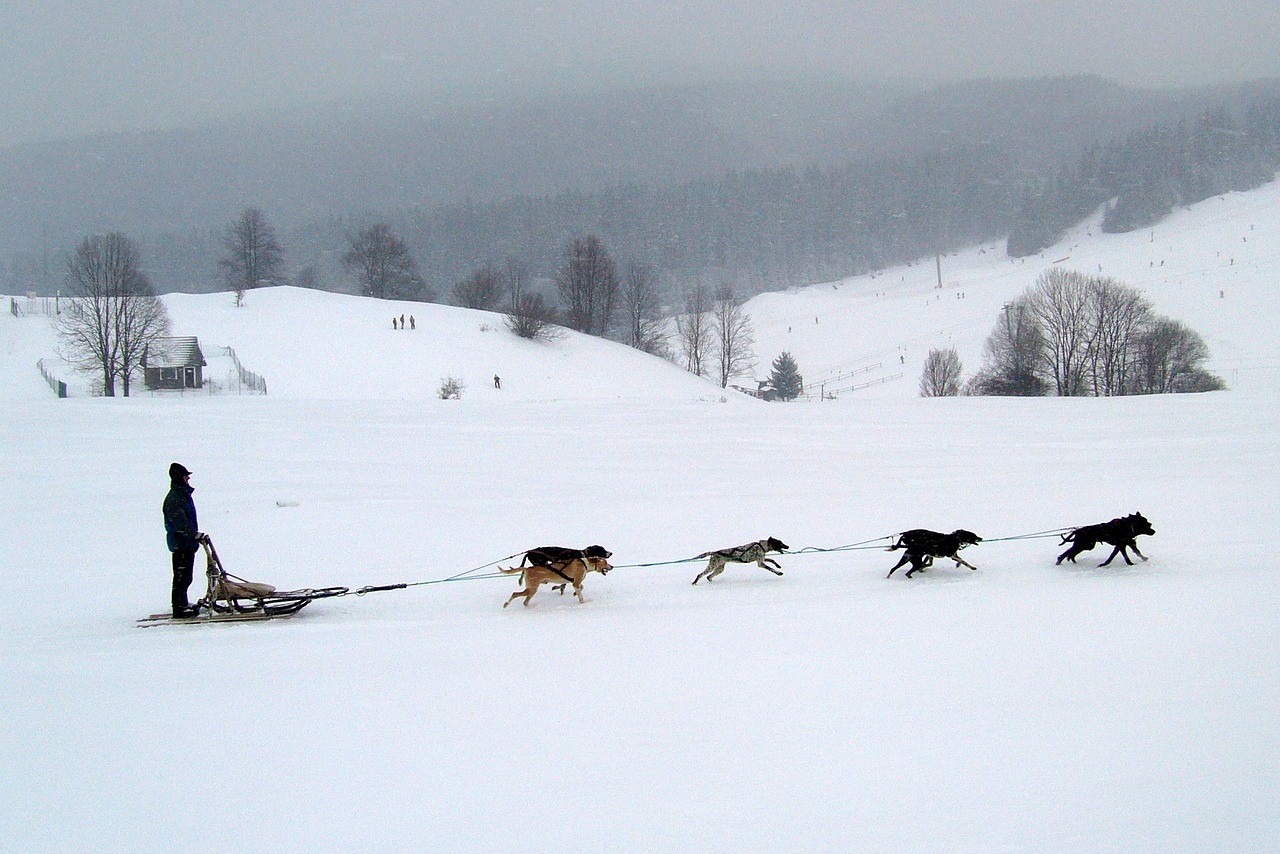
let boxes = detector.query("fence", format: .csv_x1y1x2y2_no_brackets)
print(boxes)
37,359,67,398
220,346,267,394
19,293,59,317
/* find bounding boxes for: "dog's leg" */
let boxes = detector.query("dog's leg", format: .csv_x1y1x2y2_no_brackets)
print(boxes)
886,553,911,578
905,555,928,578
954,555,978,571
517,578,543,606
696,556,727,584
757,558,784,576
573,580,585,603
1099,545,1125,566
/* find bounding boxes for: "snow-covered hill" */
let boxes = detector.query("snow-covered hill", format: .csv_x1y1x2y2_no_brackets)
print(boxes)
2,183,1278,852
748,177,1280,398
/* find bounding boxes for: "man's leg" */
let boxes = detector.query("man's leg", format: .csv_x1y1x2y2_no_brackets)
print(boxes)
171,549,196,616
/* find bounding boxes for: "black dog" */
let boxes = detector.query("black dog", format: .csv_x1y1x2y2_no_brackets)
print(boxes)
1056,513,1154,566
886,529,982,578
519,545,613,589
520,545,612,568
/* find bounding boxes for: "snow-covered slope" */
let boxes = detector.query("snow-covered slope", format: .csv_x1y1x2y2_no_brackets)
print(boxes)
2,286,734,403
2,182,1279,852
750,178,1280,397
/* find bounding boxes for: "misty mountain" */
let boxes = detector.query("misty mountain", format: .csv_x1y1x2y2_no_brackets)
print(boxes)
2,74,1270,295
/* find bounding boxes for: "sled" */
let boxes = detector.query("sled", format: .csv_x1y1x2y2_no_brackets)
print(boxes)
138,536,348,627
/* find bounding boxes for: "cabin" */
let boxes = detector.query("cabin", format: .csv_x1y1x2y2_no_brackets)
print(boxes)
142,337,207,391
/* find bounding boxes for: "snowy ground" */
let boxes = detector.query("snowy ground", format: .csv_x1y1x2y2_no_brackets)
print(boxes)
2,183,1279,851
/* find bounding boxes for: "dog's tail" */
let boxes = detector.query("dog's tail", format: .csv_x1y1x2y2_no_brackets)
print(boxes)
886,536,905,551
498,565,524,578
1059,530,1077,545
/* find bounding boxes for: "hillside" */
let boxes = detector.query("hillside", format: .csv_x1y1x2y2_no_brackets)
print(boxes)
9,174,1276,405
748,176,1280,397
1,75,1234,295
1,179,1278,851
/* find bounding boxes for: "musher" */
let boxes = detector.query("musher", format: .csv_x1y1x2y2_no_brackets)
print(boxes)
163,462,206,618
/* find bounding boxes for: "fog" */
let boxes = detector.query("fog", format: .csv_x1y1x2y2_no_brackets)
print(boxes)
4,1,1279,148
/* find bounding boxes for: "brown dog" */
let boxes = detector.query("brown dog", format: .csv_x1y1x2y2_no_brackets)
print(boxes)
501,555,613,607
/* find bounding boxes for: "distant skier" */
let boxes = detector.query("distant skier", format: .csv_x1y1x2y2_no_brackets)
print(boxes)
410,315,415,330
163,463,205,618
494,374,501,389
400,314,405,329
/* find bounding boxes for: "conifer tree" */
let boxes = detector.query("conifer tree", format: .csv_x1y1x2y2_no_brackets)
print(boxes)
768,351,803,401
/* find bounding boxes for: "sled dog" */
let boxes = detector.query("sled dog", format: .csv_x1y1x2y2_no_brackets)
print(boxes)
693,537,789,584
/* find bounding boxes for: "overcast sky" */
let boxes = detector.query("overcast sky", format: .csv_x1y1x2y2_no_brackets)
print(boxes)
3,1,1278,149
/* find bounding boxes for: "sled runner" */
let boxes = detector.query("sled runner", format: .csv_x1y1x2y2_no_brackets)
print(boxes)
138,536,348,626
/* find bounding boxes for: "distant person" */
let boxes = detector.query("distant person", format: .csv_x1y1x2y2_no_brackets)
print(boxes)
494,375,501,389
410,315,415,330
163,463,205,618
400,314,405,329
392,317,397,330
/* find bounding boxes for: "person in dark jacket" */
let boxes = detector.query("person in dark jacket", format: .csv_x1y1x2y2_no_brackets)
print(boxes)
163,462,205,617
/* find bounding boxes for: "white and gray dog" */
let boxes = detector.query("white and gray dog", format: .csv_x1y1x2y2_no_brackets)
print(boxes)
693,537,789,584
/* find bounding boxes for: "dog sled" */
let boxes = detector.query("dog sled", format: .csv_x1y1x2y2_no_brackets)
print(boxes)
137,536,349,626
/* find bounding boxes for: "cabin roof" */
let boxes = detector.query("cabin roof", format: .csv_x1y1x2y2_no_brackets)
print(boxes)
145,336,207,368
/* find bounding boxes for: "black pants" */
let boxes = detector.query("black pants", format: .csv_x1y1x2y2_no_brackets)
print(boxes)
171,549,198,614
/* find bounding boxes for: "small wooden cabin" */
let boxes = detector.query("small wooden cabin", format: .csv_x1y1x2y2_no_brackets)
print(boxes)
143,337,207,391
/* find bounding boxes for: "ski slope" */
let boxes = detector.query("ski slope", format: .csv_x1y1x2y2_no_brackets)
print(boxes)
2,182,1279,852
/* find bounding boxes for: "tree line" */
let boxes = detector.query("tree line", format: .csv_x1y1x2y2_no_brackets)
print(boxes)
1008,94,1280,256
920,268,1223,398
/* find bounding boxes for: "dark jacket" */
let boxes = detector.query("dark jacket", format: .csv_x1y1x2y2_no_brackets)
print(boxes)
163,481,199,553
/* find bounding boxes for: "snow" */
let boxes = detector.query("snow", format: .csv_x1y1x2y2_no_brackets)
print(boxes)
2,183,1280,851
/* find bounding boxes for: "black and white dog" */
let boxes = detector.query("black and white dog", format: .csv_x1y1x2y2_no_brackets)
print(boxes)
1056,513,1154,566
885,529,982,578
693,537,789,584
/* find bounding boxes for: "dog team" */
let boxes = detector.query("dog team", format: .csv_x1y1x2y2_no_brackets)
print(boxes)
500,512,1156,607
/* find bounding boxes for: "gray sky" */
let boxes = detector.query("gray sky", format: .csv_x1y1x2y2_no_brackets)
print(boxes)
3,1,1279,149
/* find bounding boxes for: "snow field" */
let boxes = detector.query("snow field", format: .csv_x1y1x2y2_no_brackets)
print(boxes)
2,179,1280,850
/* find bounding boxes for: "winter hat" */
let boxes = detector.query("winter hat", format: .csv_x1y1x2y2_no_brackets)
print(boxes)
169,462,192,481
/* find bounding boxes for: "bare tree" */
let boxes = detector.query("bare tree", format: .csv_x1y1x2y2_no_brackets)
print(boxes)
555,235,618,335
220,207,285,307
620,261,668,355
58,233,169,396
293,265,320,290
504,259,559,341
675,283,713,376
1085,277,1151,396
453,262,506,311
115,280,171,397
342,224,426,300
967,298,1046,396
1027,268,1092,395
919,347,963,397
1133,317,1223,393
712,286,756,388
